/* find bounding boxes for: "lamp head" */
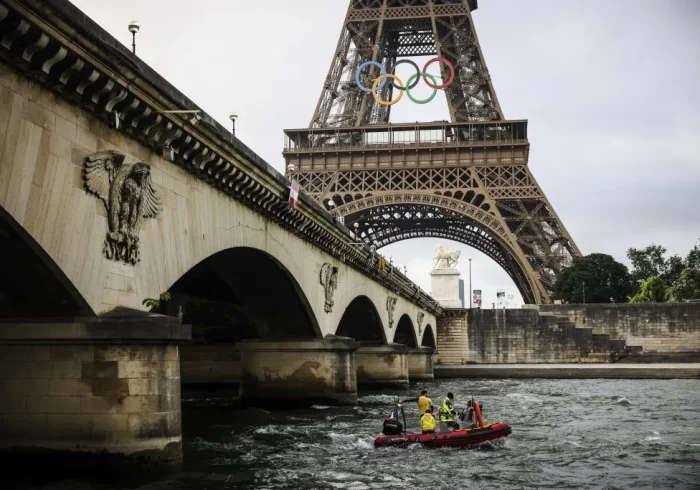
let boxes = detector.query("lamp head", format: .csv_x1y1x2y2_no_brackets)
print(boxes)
128,21,140,34
229,112,238,122
327,199,335,208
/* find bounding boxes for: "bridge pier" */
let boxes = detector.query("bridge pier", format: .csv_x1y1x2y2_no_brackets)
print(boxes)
408,346,435,380
0,309,190,477
237,338,359,407
180,344,241,386
356,343,409,388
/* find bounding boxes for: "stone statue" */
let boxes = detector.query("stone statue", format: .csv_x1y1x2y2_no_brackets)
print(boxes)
83,150,162,265
386,296,397,329
433,243,460,270
417,311,425,336
320,263,339,313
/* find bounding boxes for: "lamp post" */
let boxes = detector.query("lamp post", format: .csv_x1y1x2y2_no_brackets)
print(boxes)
128,21,139,55
469,258,472,309
229,113,238,138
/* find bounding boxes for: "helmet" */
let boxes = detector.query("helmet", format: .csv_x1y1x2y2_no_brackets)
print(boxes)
447,392,454,399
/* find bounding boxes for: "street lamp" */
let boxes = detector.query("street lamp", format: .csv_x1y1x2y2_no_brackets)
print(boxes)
286,162,295,179
128,21,139,55
229,112,238,138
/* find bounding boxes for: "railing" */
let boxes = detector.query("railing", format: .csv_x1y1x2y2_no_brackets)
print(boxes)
284,120,529,152
284,137,529,154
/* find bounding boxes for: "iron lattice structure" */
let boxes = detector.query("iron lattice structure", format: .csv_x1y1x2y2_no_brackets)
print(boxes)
283,0,580,304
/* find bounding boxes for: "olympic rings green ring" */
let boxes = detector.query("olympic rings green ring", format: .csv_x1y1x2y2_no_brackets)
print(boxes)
405,72,439,104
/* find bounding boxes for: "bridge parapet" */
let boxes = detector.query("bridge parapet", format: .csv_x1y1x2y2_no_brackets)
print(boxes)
0,0,441,316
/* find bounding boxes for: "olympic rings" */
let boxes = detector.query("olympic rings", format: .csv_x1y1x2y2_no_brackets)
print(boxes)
355,57,455,104
405,72,438,105
356,61,387,93
372,74,404,106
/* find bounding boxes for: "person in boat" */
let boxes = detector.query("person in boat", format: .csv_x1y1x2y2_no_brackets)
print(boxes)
465,400,485,429
420,405,436,434
465,400,478,428
418,390,433,416
438,392,460,432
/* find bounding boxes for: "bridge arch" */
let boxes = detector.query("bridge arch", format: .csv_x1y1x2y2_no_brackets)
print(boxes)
336,295,385,344
0,207,93,318
333,193,541,303
393,313,417,348
155,246,320,341
421,324,436,349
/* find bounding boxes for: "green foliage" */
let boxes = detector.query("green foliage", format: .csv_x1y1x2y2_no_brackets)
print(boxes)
553,253,633,304
629,276,670,303
627,245,670,287
142,291,171,311
687,245,700,270
177,305,184,324
671,268,700,302
627,243,694,291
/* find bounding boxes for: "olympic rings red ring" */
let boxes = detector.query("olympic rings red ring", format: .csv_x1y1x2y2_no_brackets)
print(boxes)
422,57,455,90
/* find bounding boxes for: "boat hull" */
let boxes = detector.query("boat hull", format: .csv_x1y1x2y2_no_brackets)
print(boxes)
373,422,512,448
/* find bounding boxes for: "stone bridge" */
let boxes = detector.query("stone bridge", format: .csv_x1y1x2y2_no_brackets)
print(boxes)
0,0,441,474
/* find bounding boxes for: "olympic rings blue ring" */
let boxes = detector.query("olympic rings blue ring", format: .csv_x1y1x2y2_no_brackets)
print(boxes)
355,61,388,93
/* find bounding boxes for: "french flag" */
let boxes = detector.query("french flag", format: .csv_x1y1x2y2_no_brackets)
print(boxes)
288,179,300,208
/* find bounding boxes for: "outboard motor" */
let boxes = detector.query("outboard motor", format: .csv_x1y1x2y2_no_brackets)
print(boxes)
382,418,403,436
382,401,405,435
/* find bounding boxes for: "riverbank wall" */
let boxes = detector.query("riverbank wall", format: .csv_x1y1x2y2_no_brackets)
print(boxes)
435,363,700,379
435,304,700,365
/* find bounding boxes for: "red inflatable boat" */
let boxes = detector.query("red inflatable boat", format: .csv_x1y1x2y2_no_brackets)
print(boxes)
373,422,512,448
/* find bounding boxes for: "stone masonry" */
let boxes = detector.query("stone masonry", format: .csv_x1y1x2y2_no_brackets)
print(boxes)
0,310,190,473
541,303,700,356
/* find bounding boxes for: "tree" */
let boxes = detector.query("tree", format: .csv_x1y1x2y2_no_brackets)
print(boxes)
629,276,670,303
627,244,668,287
672,268,700,301
663,254,685,290
553,253,633,304
686,243,700,270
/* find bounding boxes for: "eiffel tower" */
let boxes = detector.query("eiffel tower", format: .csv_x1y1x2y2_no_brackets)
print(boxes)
283,0,580,304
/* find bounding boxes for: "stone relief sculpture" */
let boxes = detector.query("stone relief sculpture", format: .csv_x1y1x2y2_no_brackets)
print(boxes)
386,296,398,329
417,311,425,337
433,243,461,270
83,150,162,265
320,263,339,313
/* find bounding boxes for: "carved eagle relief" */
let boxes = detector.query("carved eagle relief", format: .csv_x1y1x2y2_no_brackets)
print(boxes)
83,150,162,265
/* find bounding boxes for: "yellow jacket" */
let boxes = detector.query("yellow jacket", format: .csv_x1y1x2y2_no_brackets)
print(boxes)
420,412,436,432
418,395,433,415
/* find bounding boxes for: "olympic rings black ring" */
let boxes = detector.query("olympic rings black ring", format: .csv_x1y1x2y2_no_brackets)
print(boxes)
386,59,421,92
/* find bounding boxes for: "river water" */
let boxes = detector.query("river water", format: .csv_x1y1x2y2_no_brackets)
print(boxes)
10,379,700,489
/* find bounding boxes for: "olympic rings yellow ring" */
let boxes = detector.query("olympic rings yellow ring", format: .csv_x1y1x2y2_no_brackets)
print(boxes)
371,74,404,106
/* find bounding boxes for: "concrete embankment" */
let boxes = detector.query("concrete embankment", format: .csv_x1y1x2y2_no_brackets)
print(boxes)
435,364,700,380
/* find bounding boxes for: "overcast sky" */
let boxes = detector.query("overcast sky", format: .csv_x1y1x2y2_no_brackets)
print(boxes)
70,0,700,307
